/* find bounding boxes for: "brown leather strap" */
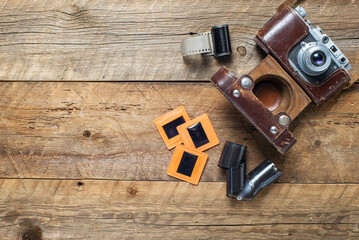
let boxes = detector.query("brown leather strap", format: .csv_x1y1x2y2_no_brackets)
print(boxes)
211,67,296,153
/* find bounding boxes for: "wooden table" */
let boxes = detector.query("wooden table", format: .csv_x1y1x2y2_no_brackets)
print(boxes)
0,0,358,239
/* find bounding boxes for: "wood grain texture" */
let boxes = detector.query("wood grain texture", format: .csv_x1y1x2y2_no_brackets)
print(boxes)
0,0,357,81
1,179,359,239
0,0,358,239
0,82,357,183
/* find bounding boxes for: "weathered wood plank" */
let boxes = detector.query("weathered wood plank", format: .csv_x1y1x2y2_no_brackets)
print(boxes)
0,179,359,239
0,82,357,182
0,0,357,81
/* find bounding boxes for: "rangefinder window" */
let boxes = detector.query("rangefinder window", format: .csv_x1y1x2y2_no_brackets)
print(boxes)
163,116,186,139
330,45,337,53
177,151,198,177
187,122,210,148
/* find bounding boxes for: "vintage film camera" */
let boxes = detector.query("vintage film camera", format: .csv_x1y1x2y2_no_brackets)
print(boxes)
211,6,352,153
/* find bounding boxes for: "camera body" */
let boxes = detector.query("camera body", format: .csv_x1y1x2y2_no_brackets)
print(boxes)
211,6,352,153
288,7,351,85
254,6,351,104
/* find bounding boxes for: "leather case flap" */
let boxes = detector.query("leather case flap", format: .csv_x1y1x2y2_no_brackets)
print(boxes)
211,67,296,153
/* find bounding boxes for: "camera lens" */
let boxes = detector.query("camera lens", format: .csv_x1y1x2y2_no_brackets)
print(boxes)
311,51,326,66
297,42,331,77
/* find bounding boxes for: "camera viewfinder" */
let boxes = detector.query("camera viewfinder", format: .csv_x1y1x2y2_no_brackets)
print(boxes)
330,45,337,53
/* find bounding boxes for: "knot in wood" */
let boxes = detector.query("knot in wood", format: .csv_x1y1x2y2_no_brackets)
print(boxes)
126,187,138,196
82,130,91,138
237,46,247,56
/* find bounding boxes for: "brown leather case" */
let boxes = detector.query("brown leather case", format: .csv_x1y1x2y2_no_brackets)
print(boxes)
248,55,312,121
210,56,306,153
254,7,351,104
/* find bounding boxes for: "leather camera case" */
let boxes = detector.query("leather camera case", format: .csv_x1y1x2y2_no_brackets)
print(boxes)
254,7,351,104
211,55,311,153
210,7,352,153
